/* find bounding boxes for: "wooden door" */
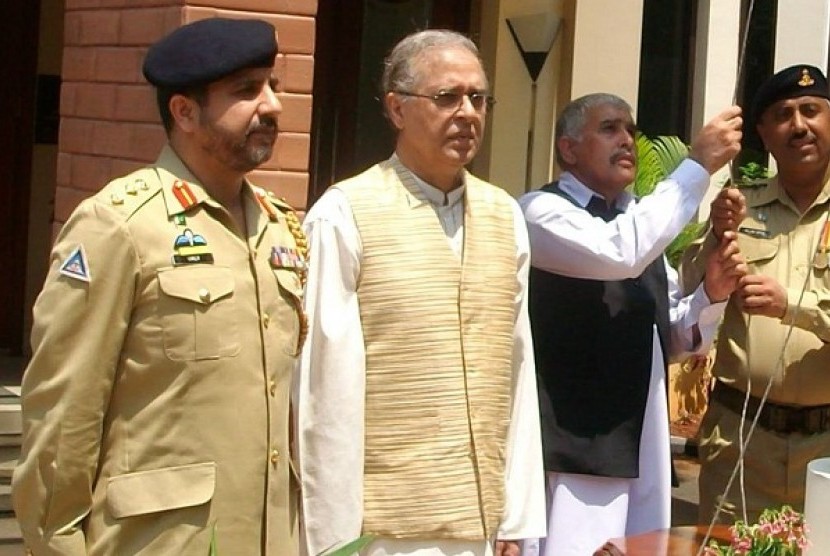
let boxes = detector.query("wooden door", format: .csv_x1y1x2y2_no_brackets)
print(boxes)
308,0,472,205
0,1,40,355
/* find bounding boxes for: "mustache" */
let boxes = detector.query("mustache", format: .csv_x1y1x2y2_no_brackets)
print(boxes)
787,129,814,145
610,148,634,163
247,117,278,136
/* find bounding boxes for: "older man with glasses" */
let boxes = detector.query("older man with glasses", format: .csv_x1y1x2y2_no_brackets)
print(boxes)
297,29,545,556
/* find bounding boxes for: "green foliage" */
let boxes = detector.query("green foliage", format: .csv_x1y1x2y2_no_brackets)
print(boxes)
665,220,707,268
737,161,770,182
631,132,690,198
206,527,373,556
703,505,808,555
630,132,702,268
323,535,375,556
209,523,218,556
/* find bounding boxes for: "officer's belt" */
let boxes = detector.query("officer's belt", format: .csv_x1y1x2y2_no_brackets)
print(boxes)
712,381,830,435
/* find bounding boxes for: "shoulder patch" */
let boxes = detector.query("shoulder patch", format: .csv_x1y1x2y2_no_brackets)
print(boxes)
59,245,91,282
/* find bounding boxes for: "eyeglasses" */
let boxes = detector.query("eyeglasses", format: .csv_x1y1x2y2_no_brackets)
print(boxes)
395,90,496,111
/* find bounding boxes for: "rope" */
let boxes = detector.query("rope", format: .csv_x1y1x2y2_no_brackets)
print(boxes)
727,0,756,184
695,206,830,555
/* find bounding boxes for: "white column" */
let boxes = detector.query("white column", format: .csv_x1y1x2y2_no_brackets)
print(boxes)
690,0,741,219
475,0,564,197
774,0,830,71
569,0,644,112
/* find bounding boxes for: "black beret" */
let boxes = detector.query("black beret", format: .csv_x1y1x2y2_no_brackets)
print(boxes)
143,18,277,89
751,64,830,123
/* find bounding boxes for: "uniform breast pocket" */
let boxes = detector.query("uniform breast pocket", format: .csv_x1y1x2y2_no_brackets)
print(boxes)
737,234,779,269
157,266,241,361
273,268,302,300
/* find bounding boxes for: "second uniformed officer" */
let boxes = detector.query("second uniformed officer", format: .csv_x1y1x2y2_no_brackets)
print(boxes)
682,64,830,524
12,18,306,555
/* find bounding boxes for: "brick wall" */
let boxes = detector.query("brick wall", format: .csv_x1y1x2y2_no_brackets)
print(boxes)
57,0,317,236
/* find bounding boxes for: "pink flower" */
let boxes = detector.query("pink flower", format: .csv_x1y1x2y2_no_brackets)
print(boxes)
706,506,808,555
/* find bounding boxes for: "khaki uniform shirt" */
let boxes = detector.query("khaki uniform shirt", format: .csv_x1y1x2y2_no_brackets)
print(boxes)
681,176,830,405
12,146,303,555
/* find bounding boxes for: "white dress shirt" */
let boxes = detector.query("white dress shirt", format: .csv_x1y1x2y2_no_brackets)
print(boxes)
520,160,725,357
297,156,546,556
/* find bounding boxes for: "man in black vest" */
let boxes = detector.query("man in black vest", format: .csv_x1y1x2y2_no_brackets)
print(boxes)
519,93,745,556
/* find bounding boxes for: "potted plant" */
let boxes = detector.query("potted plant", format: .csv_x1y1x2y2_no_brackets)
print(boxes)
703,506,809,555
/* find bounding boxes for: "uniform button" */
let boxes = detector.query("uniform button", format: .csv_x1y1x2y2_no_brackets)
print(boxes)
198,288,211,303
263,314,271,328
269,380,277,396
270,449,280,465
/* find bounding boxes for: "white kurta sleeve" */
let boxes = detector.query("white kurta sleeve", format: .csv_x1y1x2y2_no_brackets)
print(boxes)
297,189,366,556
665,259,726,358
498,202,548,540
520,159,709,280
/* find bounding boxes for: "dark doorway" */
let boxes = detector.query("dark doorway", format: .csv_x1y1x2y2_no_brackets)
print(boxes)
0,1,40,356
308,0,472,206
637,0,697,141
736,0,777,169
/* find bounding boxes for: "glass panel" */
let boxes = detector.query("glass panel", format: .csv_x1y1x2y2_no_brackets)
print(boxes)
353,0,433,174
637,0,696,140
737,0,777,169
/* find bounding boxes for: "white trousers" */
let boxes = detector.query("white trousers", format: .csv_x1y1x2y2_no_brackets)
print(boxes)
533,338,672,556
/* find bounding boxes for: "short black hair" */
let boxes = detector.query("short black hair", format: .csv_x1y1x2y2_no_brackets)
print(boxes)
155,85,208,134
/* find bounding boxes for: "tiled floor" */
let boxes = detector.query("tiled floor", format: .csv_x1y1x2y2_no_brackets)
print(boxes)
672,454,701,526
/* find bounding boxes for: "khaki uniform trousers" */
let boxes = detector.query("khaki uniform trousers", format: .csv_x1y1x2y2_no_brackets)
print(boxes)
698,397,830,524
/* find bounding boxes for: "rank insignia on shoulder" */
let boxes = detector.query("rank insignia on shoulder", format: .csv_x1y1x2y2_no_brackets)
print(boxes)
270,246,306,270
738,226,771,239
254,189,280,221
59,245,91,282
171,180,198,211
172,228,214,265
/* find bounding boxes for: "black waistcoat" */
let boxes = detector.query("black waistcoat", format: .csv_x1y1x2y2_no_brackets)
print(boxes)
529,182,670,478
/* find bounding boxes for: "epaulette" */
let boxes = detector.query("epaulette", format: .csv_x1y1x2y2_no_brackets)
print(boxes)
97,168,162,219
264,188,298,213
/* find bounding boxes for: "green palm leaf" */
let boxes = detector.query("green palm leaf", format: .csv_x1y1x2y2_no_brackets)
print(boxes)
652,135,689,173
631,132,662,197
631,132,696,268
209,523,218,556
323,535,375,556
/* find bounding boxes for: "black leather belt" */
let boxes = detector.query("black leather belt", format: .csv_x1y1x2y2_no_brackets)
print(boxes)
712,381,830,435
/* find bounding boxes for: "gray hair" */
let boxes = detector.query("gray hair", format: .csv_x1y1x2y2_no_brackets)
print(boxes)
381,29,486,96
554,93,633,166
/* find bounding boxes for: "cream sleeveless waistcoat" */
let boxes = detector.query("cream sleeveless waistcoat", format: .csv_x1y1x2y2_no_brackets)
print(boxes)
337,158,518,540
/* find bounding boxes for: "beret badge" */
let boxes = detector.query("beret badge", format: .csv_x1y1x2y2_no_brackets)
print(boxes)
798,68,816,87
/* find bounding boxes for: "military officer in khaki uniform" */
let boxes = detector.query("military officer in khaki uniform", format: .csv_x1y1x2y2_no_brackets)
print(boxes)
12,18,306,555
681,64,830,524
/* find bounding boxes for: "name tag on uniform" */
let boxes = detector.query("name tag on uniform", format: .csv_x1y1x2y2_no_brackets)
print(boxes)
738,226,771,239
